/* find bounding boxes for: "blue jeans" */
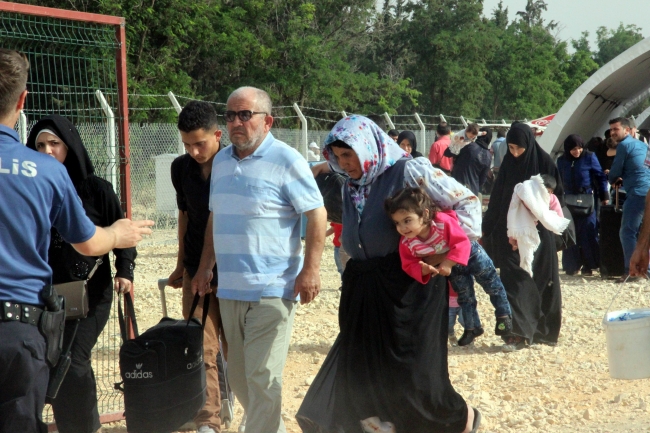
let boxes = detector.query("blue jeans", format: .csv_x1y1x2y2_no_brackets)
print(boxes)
620,193,646,274
449,241,512,330
334,246,343,276
448,306,465,334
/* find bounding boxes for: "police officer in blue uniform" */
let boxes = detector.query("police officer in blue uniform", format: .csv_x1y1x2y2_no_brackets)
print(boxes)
0,49,154,433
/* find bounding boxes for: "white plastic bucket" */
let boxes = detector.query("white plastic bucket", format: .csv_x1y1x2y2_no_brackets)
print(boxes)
602,308,650,379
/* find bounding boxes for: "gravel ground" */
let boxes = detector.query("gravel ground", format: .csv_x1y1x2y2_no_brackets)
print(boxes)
101,238,650,433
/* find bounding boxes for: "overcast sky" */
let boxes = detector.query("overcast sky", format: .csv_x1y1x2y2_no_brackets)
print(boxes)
481,0,648,48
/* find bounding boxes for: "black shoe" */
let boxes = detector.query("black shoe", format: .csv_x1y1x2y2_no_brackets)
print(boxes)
502,336,527,352
458,328,484,346
495,316,512,336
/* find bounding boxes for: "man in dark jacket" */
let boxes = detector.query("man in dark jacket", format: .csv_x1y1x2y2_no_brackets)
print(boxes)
449,126,493,195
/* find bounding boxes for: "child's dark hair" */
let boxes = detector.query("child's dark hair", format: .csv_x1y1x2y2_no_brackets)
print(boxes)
540,174,556,191
384,187,437,224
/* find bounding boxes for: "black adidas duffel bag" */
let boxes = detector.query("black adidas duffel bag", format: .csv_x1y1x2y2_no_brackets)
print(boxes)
116,293,208,433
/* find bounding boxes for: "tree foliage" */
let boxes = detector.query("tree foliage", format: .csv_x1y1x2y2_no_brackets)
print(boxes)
12,0,646,123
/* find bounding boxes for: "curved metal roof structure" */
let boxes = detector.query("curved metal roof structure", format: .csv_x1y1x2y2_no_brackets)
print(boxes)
637,105,650,130
538,37,650,156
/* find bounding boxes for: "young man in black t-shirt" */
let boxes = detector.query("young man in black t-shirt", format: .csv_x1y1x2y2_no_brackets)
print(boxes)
168,101,223,433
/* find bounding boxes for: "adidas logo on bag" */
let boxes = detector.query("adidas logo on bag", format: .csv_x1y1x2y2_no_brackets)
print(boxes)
125,363,153,379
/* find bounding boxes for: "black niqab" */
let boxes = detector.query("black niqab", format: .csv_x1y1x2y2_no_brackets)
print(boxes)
27,114,94,190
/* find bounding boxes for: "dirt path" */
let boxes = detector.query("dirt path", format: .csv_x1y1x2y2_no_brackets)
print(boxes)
104,242,650,433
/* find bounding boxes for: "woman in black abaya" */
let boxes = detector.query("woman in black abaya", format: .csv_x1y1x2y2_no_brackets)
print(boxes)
297,115,483,433
27,115,137,433
482,123,564,350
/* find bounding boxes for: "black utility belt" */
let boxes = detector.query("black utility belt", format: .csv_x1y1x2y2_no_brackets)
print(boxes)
1,301,43,326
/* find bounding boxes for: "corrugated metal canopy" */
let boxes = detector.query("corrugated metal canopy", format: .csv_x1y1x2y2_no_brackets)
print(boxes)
539,37,650,156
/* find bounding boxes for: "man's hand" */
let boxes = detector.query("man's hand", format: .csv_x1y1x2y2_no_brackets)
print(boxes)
167,267,184,288
109,219,155,248
294,267,321,305
114,277,133,294
191,268,213,297
613,178,623,189
509,237,518,251
601,200,609,205
419,261,439,277
629,246,650,277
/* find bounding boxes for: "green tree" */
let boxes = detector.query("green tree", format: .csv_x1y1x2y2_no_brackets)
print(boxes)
594,23,644,66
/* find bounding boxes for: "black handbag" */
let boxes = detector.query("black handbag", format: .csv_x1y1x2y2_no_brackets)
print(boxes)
117,293,208,433
565,193,594,216
54,258,101,320
555,206,577,251
315,172,346,223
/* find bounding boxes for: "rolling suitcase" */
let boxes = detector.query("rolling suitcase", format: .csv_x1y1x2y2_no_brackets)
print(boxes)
599,190,625,278
157,278,235,429
117,292,208,433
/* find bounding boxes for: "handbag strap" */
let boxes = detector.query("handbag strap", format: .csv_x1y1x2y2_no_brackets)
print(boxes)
118,293,140,342
87,258,102,281
187,292,210,330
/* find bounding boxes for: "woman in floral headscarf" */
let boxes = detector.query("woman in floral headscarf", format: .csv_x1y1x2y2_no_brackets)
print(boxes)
297,116,483,433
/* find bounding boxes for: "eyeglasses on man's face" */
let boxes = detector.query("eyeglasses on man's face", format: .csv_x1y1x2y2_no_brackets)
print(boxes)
224,110,267,122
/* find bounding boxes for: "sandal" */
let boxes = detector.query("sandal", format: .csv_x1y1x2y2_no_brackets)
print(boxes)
470,407,482,433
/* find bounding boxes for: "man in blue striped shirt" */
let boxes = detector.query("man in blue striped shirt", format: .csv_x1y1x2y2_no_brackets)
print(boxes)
193,86,326,433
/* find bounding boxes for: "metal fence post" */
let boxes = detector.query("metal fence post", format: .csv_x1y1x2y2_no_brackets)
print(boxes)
341,111,347,118
460,116,468,128
95,90,118,192
440,114,447,124
414,113,426,150
293,103,308,158
18,110,27,144
383,112,396,130
168,91,185,154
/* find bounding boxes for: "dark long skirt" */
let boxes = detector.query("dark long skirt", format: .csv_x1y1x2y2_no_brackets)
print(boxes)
492,225,562,344
296,253,468,433
562,210,600,273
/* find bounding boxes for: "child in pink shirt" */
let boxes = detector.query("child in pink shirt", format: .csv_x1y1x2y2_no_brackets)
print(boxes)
385,187,512,346
541,174,564,217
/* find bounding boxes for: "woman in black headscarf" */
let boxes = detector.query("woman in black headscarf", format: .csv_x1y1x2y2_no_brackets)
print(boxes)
27,115,136,433
482,123,564,350
557,135,609,276
397,130,423,158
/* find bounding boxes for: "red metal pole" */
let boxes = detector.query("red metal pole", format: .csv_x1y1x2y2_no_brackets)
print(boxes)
0,1,123,25
116,23,131,220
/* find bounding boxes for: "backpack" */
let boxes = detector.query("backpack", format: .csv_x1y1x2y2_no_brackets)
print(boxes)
116,293,208,433
315,172,346,223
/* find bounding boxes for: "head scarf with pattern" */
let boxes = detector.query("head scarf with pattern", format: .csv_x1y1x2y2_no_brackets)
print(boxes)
322,115,410,216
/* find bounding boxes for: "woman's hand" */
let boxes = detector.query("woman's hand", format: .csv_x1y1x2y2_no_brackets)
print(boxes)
421,252,448,267
435,259,457,276
419,261,439,277
114,277,133,294
508,237,518,251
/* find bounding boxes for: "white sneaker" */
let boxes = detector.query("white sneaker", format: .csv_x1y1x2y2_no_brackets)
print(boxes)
197,426,216,433
238,412,247,433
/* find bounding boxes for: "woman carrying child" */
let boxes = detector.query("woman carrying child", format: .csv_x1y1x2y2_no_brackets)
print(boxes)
297,115,482,433
483,123,565,351
384,187,512,346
